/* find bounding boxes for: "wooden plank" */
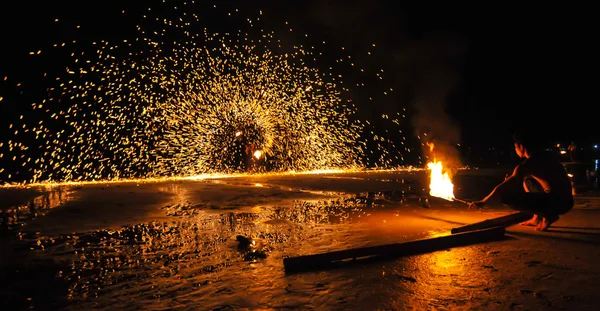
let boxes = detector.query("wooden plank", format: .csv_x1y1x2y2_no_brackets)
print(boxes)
450,212,533,234
283,226,505,273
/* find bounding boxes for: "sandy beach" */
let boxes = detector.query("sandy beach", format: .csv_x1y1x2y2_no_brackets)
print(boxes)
1,169,599,310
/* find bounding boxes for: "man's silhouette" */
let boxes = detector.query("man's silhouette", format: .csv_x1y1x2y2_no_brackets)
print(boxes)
469,130,574,231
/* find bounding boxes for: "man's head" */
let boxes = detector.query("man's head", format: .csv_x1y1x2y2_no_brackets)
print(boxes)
513,130,544,158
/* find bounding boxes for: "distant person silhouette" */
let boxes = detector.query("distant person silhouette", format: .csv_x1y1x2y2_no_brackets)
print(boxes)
469,130,574,231
568,140,577,162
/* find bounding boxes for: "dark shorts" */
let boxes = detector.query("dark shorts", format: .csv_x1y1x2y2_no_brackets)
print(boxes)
501,178,574,217
502,192,574,217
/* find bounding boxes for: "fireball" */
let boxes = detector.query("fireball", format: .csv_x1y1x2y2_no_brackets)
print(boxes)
426,143,455,201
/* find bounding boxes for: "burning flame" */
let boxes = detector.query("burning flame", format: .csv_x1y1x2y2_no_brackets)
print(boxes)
253,150,263,159
426,143,455,201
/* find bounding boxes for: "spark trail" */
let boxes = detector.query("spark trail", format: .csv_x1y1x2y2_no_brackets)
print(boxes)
0,1,410,184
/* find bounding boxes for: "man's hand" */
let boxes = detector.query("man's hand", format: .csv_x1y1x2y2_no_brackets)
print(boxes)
468,200,485,210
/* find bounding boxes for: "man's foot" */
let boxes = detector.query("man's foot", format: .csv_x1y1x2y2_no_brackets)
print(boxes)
520,215,541,226
535,215,559,231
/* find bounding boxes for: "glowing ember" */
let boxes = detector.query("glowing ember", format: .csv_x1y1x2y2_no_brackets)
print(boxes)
426,143,455,201
253,150,263,160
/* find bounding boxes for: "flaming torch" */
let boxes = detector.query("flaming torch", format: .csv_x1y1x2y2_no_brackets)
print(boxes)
426,143,467,204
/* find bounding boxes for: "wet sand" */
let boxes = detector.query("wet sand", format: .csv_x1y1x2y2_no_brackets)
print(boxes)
1,169,600,310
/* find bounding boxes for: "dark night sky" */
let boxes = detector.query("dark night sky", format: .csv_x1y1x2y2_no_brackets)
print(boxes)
1,1,598,149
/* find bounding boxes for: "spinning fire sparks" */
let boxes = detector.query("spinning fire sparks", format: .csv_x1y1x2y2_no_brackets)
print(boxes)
0,4,370,184
0,2,413,185
426,143,455,201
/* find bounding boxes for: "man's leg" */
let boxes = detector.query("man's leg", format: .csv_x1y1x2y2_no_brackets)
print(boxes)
502,192,560,230
536,199,575,231
523,177,545,193
519,177,545,226
520,214,541,226
537,213,560,231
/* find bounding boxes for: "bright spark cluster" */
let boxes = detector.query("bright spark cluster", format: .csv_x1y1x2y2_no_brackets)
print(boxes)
0,1,411,184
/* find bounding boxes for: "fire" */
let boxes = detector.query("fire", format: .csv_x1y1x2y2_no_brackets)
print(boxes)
253,150,263,160
426,143,455,201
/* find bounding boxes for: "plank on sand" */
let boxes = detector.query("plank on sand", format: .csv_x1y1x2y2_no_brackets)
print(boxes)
450,211,533,234
283,226,505,273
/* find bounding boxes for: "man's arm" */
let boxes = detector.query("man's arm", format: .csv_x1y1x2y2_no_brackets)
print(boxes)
470,164,526,208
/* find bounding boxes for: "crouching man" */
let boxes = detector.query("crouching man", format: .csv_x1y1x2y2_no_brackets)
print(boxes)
469,131,574,231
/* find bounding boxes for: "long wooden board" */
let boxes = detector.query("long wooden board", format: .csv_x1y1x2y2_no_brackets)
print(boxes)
283,226,506,273
450,211,533,234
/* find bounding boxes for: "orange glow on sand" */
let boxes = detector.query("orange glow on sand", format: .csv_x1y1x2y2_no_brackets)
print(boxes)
426,143,455,201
